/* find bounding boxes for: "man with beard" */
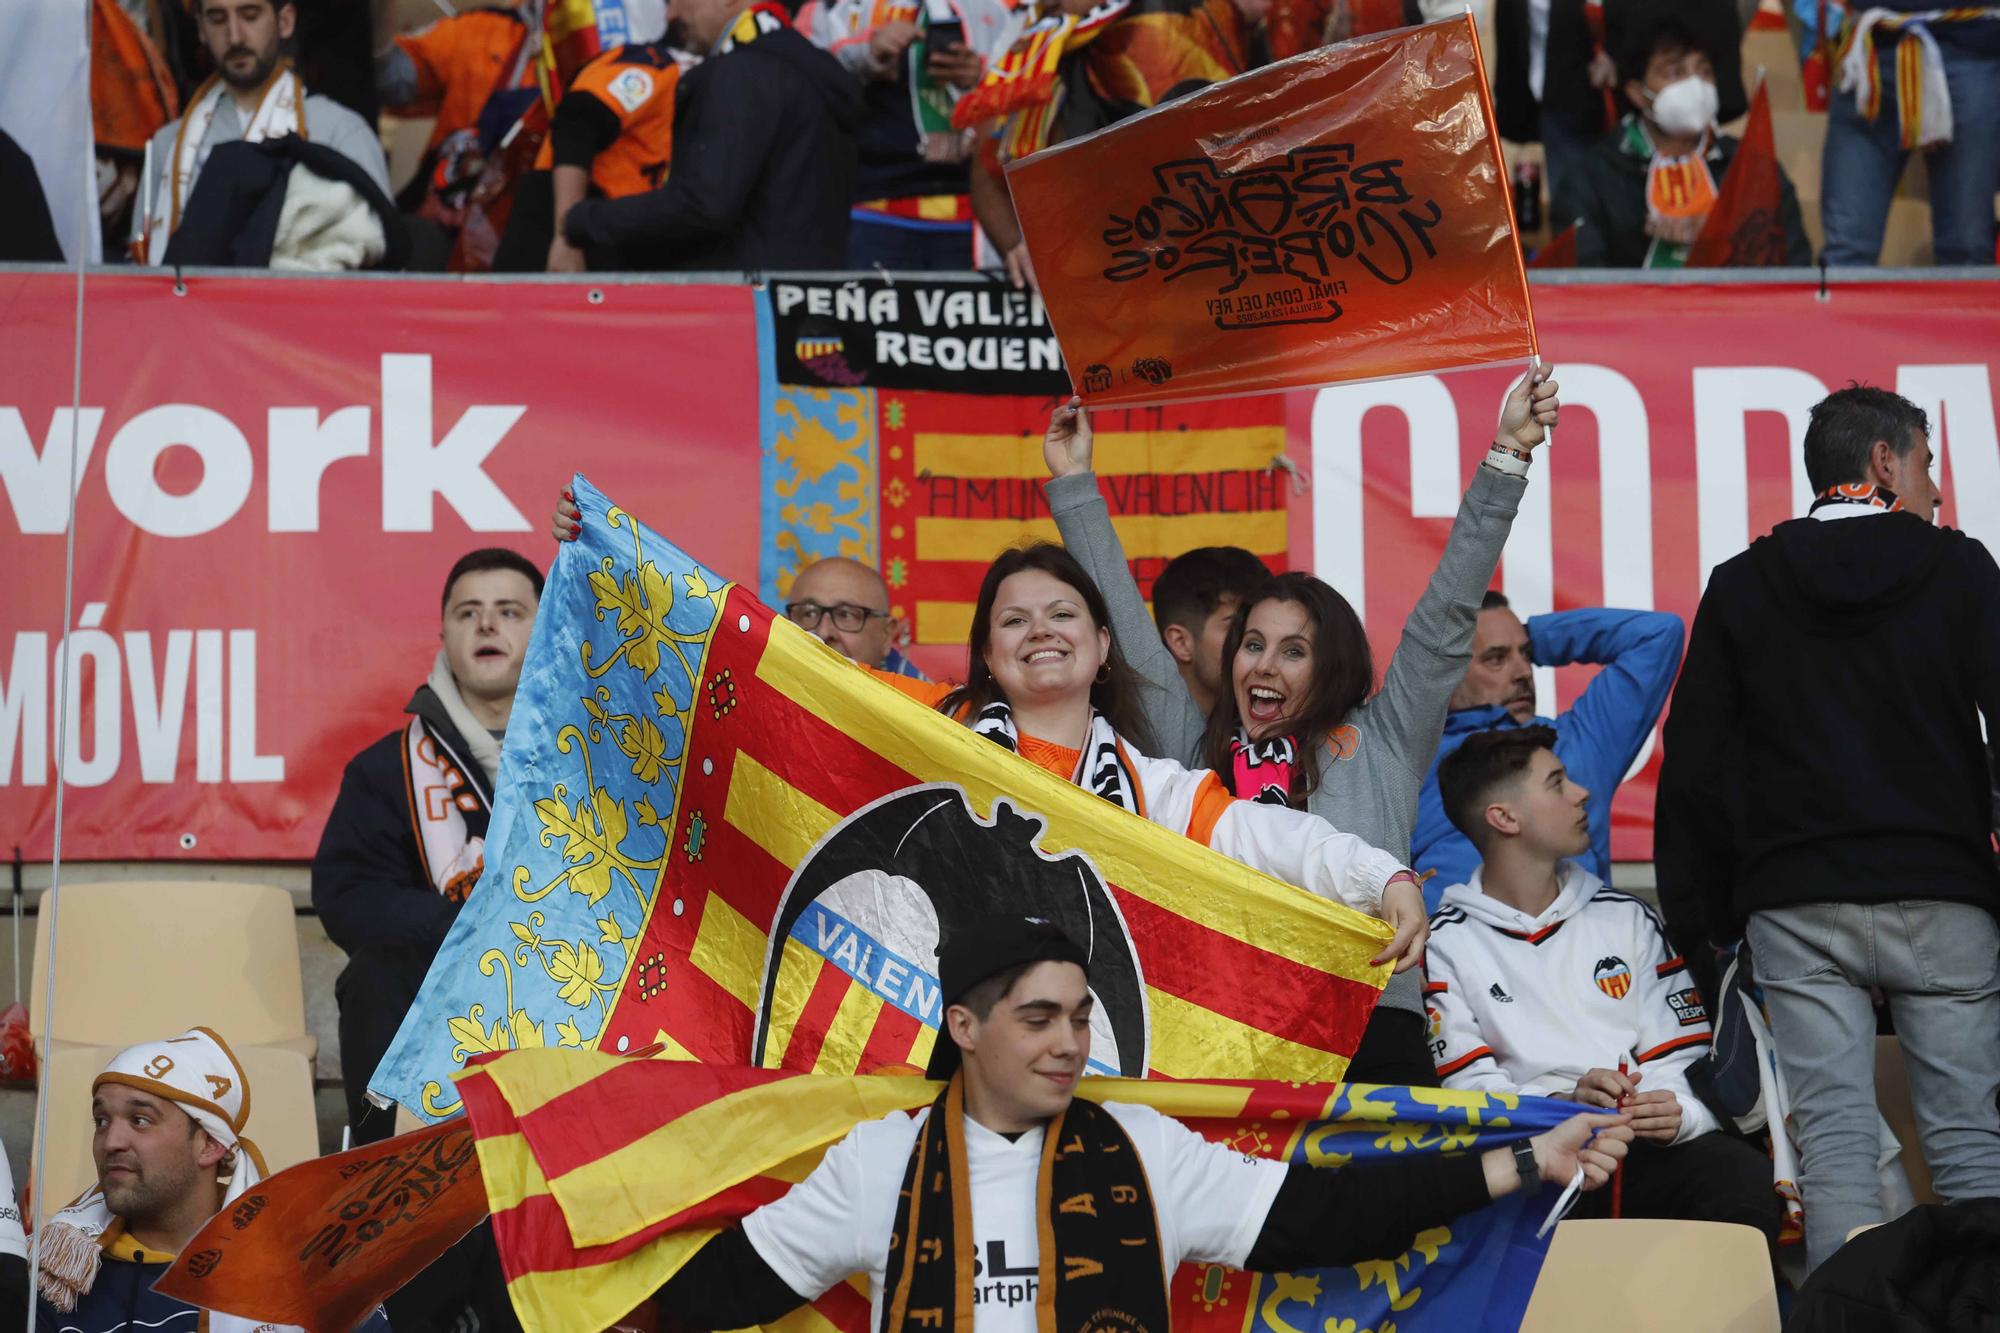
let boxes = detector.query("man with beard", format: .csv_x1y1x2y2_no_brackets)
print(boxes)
32,1028,389,1331
1411,590,1683,902
139,0,388,263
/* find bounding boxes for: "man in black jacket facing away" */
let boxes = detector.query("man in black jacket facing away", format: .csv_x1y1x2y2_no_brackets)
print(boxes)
561,0,860,270
313,546,542,1142
1656,385,2000,1273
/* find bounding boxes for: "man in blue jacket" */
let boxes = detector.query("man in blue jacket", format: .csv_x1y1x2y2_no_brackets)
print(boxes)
1411,592,1683,905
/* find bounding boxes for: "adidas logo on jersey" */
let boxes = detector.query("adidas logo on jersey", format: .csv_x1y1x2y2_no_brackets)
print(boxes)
1488,982,1514,1003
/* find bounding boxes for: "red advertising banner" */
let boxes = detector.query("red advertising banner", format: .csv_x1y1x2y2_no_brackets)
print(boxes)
2,270,1997,865
1005,17,1535,406
0,270,760,861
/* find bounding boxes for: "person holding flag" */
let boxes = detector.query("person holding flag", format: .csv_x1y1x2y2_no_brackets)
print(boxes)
643,913,1634,1331
874,542,1435,971
1045,370,1560,1083
546,507,1432,967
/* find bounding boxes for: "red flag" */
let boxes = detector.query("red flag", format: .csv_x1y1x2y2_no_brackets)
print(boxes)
1005,16,1536,407
1685,81,1790,268
1529,222,1579,269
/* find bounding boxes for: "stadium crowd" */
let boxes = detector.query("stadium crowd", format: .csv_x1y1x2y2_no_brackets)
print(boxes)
0,0,1994,271
15,370,1993,1331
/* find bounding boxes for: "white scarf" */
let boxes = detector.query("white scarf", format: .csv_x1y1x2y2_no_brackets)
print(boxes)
139,63,308,264
968,701,1142,814
36,1028,302,1333
427,650,505,786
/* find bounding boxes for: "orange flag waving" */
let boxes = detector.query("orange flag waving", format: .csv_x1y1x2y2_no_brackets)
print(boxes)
1005,16,1535,407
1685,80,1791,268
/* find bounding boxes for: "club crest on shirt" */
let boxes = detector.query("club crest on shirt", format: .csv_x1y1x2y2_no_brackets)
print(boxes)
1592,956,1632,1000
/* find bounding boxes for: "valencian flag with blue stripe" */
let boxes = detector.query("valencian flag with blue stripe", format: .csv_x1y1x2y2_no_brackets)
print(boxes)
449,1054,1578,1331
371,475,1392,1121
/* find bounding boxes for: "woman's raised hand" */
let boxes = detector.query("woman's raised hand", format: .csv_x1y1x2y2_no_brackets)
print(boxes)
551,489,581,542
1044,396,1094,478
1369,873,1430,974
1498,364,1562,452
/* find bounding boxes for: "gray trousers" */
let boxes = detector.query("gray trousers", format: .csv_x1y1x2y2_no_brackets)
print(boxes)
1748,900,2000,1271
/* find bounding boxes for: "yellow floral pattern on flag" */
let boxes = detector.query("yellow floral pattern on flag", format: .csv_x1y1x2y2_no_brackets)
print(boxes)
373,482,729,1117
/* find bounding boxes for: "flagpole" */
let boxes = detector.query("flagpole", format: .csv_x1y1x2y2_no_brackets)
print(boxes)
1464,5,1541,364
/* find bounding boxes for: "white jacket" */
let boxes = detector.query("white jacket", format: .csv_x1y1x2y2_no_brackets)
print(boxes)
1119,743,1405,916
1422,862,1719,1143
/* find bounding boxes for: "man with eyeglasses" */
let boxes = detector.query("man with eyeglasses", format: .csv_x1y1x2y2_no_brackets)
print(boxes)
785,556,925,678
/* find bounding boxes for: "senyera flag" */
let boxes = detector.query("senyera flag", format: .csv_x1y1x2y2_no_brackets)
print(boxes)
370,476,1393,1123
1005,15,1536,407
155,1054,1579,1332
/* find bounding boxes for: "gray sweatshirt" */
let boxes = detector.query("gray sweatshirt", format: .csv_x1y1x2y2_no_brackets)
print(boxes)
1046,463,1528,1019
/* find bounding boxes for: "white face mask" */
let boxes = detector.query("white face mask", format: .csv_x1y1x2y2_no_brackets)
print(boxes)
1647,75,1718,136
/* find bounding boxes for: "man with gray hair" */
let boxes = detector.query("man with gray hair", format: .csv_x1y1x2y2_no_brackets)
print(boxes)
1656,383,2000,1271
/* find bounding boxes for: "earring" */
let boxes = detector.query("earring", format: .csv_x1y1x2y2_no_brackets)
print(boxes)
1094,662,1111,684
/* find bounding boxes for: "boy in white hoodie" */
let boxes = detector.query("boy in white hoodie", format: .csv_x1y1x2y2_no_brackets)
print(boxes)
1423,726,1780,1242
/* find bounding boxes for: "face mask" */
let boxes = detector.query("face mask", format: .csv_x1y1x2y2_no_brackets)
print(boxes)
1647,75,1718,136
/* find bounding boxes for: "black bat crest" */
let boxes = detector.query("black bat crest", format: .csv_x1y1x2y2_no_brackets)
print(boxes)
749,784,1149,1075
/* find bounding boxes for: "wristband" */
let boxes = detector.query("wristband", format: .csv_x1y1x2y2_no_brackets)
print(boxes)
1511,1138,1540,1192
1482,445,1531,478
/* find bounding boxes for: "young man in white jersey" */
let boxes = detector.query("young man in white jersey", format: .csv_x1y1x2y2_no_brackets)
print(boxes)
1424,726,1779,1243
649,914,1634,1332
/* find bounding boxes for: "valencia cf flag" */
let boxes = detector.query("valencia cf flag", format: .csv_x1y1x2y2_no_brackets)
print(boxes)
1685,81,1791,268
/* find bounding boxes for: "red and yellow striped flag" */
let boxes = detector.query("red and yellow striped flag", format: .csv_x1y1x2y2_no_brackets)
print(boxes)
590,551,1388,1082
456,1052,1522,1332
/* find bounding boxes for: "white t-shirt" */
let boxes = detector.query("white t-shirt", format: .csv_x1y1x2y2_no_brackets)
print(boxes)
743,1101,1288,1333
0,1144,24,1261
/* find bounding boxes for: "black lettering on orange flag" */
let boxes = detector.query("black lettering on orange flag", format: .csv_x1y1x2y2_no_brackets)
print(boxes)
1005,16,1535,406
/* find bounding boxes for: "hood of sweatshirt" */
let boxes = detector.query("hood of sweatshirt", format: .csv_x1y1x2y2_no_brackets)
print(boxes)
1438,860,1604,935
1747,512,1954,639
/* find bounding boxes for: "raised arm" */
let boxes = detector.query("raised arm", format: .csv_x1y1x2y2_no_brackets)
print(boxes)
1364,370,1557,789
1532,606,1685,801
1044,399,1209,766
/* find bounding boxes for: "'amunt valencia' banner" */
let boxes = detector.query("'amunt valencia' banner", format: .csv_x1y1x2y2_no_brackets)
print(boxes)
1006,16,1536,406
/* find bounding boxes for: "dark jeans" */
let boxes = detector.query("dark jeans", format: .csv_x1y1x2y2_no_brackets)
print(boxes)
1345,1005,1440,1087
844,215,972,272
1574,1129,1783,1246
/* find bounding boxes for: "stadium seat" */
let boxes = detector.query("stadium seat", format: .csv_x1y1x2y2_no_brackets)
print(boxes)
1520,1219,1779,1333
28,881,315,1058
30,1041,320,1214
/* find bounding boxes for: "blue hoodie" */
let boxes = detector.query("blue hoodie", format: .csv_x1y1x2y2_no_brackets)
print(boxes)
1412,607,1685,908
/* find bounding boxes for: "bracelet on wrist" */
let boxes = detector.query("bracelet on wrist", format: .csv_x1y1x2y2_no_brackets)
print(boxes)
1482,446,1531,478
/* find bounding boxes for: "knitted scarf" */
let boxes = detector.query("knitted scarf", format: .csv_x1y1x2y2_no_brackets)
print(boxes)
1226,731,1297,806
881,1075,1168,1333
1809,482,1904,514
968,702,1142,815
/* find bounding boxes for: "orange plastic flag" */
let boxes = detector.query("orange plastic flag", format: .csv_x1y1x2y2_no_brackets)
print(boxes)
1685,81,1790,268
153,1119,487,1332
1005,15,1535,407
